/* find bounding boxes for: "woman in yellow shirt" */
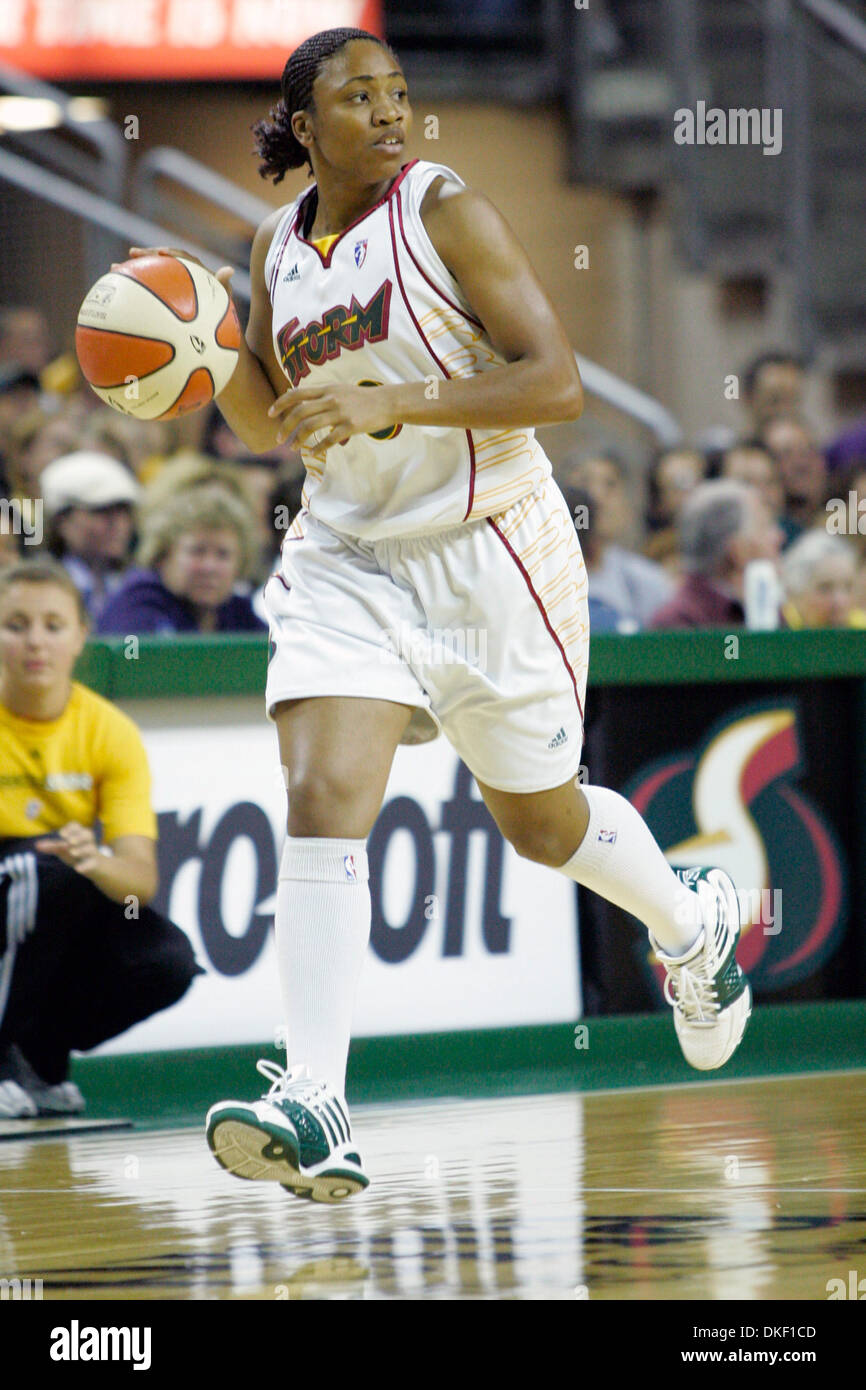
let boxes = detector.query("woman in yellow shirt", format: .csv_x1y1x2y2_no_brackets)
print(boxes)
0,557,201,1118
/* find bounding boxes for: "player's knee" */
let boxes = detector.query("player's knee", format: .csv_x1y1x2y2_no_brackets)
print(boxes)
505,823,573,868
286,767,377,838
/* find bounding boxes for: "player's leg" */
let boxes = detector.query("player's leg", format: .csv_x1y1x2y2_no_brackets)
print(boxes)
407,475,749,1070
476,775,704,952
478,774,751,1069
273,692,413,1097
207,693,412,1201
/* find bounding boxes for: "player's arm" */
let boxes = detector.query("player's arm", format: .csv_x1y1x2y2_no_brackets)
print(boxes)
211,212,289,454
406,178,584,424
34,825,158,906
268,179,583,450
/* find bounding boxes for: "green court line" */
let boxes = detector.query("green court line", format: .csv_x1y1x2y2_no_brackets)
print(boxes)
68,1001,866,1130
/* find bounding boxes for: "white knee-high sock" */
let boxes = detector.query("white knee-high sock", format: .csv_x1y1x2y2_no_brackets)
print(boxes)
275,836,371,1103
556,784,703,954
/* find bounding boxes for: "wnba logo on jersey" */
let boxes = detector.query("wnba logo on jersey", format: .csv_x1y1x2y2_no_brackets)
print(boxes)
276,281,392,387
344,854,358,882
354,239,368,269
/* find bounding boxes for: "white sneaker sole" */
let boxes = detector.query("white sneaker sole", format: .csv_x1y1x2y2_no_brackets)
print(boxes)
205,1103,368,1204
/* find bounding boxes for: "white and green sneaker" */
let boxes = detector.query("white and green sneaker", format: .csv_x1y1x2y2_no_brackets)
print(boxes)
205,1061,369,1204
652,866,752,1071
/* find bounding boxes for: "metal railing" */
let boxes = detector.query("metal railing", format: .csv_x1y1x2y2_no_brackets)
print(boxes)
656,0,866,352
131,147,274,263
795,0,866,53
0,57,681,448
0,145,253,302
0,59,128,285
575,355,681,446
760,0,866,351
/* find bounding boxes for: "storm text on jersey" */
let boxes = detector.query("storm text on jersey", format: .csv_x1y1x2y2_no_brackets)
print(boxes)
276,280,393,387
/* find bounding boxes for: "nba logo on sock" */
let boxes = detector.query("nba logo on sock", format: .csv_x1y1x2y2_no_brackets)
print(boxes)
344,854,358,881
354,240,368,269
598,828,617,844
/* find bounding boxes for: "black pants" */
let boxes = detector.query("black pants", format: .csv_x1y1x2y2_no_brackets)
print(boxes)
0,839,203,1083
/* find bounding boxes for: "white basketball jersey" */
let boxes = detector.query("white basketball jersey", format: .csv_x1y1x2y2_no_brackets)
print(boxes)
264,159,552,541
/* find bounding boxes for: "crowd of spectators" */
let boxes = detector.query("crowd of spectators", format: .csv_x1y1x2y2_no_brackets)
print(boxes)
0,304,305,639
555,350,866,631
1,308,865,636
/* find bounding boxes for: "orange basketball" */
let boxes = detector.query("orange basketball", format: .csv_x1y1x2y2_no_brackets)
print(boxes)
75,255,241,421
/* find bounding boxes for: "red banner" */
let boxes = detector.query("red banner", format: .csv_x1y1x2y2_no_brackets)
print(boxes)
0,0,384,79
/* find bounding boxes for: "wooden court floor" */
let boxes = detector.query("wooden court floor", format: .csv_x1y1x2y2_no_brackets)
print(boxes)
1,1070,864,1301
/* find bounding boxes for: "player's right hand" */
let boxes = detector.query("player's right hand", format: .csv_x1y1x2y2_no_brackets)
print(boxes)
117,247,235,295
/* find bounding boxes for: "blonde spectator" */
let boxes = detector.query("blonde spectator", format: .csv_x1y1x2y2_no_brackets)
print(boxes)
836,462,866,609
780,530,866,629
0,556,201,1116
97,484,266,635
137,451,277,584
135,451,255,521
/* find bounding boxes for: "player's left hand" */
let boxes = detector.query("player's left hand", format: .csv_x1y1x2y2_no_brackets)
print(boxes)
35,822,103,877
268,382,396,451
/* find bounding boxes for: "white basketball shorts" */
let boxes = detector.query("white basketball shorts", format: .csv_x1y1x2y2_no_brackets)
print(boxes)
263,475,590,794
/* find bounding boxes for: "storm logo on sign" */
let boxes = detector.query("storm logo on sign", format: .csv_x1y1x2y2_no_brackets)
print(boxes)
623,701,846,993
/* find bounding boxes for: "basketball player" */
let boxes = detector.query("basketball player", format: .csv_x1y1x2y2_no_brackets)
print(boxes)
132,28,751,1202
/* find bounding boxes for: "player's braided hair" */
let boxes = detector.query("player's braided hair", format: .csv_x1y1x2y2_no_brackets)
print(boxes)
252,28,398,184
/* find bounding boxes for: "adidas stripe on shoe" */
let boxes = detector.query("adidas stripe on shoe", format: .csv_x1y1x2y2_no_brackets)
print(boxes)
205,1060,369,1203
652,866,752,1071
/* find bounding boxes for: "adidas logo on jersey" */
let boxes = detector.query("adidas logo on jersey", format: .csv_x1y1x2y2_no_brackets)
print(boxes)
282,263,301,282
548,727,568,749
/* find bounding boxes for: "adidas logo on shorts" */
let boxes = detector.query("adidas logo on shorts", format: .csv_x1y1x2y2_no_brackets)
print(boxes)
547,727,568,749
